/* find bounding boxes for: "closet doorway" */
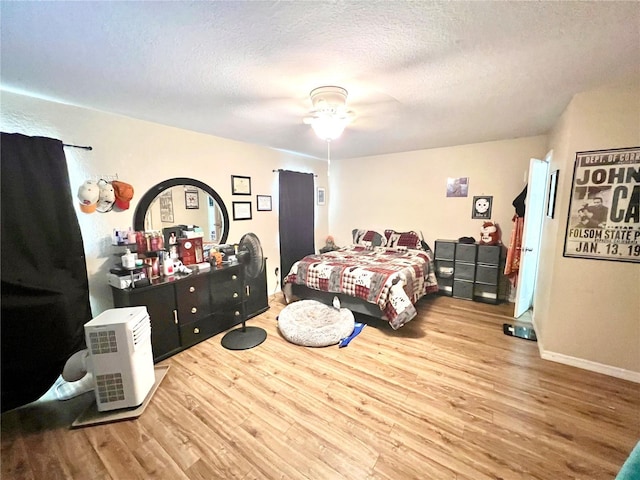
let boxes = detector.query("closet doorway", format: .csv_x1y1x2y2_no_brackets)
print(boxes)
514,151,552,318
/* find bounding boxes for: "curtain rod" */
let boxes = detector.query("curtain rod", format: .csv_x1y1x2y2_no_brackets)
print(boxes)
63,143,93,150
272,169,317,177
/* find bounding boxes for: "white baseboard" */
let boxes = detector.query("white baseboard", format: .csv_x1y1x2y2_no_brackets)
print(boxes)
530,312,640,383
538,350,640,383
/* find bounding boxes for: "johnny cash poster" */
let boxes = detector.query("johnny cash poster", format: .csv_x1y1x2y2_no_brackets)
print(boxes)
563,146,640,263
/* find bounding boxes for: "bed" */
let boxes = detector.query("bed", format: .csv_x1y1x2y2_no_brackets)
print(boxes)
282,229,439,329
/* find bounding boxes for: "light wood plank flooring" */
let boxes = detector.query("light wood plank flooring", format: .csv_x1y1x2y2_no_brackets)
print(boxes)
2,294,639,479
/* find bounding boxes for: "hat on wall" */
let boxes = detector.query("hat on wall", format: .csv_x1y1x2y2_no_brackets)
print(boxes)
96,180,115,213
77,180,100,214
112,180,134,210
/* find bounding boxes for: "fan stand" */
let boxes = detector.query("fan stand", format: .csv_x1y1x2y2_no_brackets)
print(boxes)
221,232,268,350
221,321,267,350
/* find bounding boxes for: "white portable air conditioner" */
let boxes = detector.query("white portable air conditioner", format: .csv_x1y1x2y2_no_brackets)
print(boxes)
82,306,155,412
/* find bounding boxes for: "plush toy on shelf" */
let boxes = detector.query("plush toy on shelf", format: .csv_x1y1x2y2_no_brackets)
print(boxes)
479,221,501,245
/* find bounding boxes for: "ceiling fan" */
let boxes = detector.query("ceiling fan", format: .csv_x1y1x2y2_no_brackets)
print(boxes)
303,86,356,141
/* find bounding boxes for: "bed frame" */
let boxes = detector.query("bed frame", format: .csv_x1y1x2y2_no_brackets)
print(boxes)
285,229,428,322
289,284,388,319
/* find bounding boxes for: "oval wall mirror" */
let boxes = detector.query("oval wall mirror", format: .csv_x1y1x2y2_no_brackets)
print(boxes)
133,177,230,244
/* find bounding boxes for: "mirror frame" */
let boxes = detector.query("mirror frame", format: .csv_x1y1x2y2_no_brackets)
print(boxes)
133,177,230,244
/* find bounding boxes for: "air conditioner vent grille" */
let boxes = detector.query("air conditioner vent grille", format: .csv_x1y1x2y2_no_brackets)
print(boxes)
89,330,118,355
95,372,125,403
132,316,151,347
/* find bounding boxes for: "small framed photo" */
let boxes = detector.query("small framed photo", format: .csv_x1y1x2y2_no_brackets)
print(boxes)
472,195,493,219
547,170,559,218
231,175,251,195
447,177,469,197
185,190,199,209
159,190,174,223
257,195,272,211
317,187,326,206
232,201,252,220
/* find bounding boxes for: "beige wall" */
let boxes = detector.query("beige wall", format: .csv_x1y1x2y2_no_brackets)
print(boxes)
535,80,640,377
3,82,638,380
0,91,329,315
328,136,548,251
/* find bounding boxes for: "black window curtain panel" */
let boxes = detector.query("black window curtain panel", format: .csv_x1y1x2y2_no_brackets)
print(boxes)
1,133,92,412
278,170,315,284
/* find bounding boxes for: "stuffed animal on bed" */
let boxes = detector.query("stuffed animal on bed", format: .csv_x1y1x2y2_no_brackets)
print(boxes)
479,221,501,245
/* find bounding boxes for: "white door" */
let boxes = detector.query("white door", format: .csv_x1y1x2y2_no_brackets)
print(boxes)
514,154,550,318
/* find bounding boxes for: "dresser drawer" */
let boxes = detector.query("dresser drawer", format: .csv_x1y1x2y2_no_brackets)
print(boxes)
434,240,456,260
455,243,477,263
175,274,211,322
453,279,474,300
475,265,499,285
473,283,499,304
477,245,501,265
179,315,219,348
437,276,453,295
212,308,244,334
435,260,454,279
211,268,243,302
212,285,244,307
453,262,475,281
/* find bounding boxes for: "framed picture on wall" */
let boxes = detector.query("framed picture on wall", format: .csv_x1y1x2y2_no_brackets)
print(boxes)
185,190,199,209
446,177,469,197
159,190,174,223
546,170,559,218
563,146,639,263
231,175,251,195
257,195,272,211
471,195,492,219
232,201,252,220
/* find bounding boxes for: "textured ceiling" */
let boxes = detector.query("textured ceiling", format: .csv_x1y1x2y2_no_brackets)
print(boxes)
1,1,639,160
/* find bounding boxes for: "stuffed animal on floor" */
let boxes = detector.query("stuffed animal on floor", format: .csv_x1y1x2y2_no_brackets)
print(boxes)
480,221,501,245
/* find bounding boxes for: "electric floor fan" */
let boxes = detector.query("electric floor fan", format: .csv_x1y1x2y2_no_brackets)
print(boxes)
221,233,268,350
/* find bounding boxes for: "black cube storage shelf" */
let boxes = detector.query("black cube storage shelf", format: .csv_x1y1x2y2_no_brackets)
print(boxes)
434,239,505,304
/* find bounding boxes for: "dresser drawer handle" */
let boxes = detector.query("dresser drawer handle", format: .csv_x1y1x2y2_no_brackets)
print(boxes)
191,307,197,314
232,274,237,280
233,292,239,298
189,286,195,293
234,311,240,317
193,327,200,334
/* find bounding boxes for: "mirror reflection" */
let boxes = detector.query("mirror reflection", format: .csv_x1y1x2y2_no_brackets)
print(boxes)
143,185,224,243
134,178,229,246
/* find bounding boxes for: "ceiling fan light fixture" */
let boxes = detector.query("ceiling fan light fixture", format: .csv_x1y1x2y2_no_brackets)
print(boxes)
310,115,348,141
306,85,354,141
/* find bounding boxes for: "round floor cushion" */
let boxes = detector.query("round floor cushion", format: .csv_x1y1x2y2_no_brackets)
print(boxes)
278,300,355,347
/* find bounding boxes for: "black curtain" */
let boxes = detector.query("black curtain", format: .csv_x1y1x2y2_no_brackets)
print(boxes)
1,133,92,412
279,170,315,284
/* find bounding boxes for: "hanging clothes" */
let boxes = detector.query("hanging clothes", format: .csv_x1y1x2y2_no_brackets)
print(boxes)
504,186,527,287
504,214,524,284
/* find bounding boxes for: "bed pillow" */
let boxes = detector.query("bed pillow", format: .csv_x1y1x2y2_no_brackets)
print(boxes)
384,229,422,250
352,229,386,247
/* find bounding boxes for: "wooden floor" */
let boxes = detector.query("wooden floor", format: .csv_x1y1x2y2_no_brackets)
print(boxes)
2,294,639,480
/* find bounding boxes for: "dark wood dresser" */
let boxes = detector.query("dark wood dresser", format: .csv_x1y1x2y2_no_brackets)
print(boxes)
111,261,268,362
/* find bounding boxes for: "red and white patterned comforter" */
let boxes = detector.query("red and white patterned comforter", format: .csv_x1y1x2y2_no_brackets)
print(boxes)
283,245,439,329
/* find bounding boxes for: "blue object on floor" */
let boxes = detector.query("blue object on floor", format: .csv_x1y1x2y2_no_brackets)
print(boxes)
339,322,366,348
617,441,640,480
